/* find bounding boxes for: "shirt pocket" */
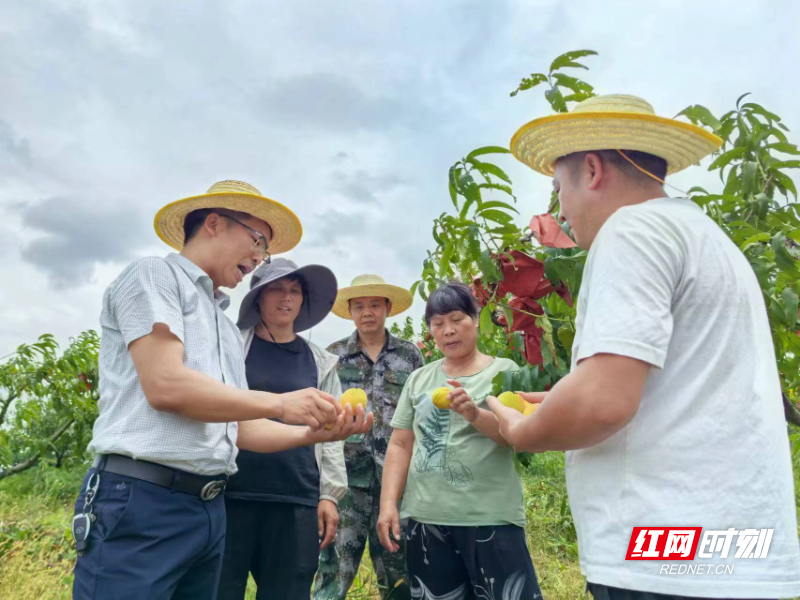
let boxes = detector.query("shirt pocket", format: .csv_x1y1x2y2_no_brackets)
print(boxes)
382,370,411,406
337,365,364,389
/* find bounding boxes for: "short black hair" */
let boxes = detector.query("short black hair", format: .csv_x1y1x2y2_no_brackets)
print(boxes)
182,208,261,245
558,149,667,183
425,282,480,325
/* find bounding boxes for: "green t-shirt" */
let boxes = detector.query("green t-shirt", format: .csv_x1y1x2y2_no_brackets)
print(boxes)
390,357,526,527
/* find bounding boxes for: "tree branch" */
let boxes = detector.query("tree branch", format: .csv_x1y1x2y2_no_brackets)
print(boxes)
0,418,75,480
0,391,18,426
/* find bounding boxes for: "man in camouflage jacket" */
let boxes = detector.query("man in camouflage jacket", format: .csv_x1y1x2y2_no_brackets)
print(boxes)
314,275,424,600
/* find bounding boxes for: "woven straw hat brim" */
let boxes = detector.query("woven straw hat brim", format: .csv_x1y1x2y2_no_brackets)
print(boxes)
154,192,303,254
511,112,723,176
332,283,413,320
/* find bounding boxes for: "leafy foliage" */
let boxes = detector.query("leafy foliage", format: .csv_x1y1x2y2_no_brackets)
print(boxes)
0,332,99,479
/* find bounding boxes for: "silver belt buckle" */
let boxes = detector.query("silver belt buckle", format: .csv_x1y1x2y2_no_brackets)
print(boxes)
200,480,225,501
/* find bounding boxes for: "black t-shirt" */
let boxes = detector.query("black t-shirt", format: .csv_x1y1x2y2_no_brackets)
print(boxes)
225,334,320,505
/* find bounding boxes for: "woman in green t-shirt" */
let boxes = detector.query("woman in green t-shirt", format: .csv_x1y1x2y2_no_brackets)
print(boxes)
377,282,542,599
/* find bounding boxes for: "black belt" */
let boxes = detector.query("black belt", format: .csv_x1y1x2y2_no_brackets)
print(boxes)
92,454,227,501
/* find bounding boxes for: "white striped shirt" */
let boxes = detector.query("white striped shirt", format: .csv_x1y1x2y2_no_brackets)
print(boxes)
88,253,247,475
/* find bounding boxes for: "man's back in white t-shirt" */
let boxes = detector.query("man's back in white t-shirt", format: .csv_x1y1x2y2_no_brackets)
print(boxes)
567,197,800,597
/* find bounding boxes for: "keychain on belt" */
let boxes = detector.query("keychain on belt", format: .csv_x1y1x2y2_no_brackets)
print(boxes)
72,473,100,555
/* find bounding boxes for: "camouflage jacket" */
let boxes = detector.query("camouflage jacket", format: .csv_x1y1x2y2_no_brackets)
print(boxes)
328,329,424,488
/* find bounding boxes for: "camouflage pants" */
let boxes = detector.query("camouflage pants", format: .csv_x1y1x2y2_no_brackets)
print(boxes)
313,479,409,600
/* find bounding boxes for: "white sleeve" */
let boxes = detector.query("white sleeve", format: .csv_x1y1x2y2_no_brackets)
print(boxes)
576,209,684,369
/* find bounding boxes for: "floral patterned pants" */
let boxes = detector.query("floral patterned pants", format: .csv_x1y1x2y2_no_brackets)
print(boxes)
405,519,543,600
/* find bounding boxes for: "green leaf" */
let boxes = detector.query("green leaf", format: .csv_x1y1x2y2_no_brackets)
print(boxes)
468,159,512,184
741,161,758,196
477,183,516,199
410,280,421,299
448,182,457,206
545,87,568,113
510,73,547,97
768,127,788,143
551,73,593,94
772,232,800,273
479,250,501,282
478,200,519,214
742,103,781,123
675,104,722,132
440,242,455,277
462,182,481,214
467,146,511,159
780,287,799,327
561,91,595,103
772,170,798,199
549,49,598,74
432,222,443,245
766,143,800,155
687,185,710,195
480,304,495,339
480,209,514,224
740,232,770,252
501,369,515,394
708,147,746,171
736,93,752,110
556,326,575,355
773,161,800,169
487,225,520,235
514,365,534,392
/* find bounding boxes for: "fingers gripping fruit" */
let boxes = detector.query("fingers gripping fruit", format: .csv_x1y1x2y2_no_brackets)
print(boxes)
497,391,525,413
325,388,368,429
340,388,368,410
522,402,540,416
431,387,452,409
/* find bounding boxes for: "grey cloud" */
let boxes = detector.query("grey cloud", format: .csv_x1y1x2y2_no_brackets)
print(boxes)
16,196,150,288
258,72,431,132
307,209,359,247
331,168,405,205
0,119,33,174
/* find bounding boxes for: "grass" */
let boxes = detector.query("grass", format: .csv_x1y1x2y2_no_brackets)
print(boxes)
2,435,798,600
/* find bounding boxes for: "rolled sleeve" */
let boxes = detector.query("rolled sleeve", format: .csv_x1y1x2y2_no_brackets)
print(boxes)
109,257,185,347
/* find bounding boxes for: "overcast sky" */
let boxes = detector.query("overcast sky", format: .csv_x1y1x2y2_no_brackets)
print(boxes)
1,0,798,355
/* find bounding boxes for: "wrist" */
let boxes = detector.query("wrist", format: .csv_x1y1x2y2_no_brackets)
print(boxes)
261,392,285,420
379,498,399,512
466,407,483,423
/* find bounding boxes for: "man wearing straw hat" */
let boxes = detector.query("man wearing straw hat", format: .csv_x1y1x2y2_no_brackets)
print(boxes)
487,95,800,599
314,274,424,600
72,180,372,600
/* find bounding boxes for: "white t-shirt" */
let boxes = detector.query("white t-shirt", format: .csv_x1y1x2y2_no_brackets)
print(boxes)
566,197,800,597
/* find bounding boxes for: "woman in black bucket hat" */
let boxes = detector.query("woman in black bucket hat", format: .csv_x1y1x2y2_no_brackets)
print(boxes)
218,258,348,600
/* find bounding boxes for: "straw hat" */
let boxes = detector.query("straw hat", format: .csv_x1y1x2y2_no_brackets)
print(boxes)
332,274,413,320
153,180,303,254
510,94,723,176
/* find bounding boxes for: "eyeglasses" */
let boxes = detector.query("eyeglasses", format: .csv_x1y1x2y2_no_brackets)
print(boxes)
223,215,271,263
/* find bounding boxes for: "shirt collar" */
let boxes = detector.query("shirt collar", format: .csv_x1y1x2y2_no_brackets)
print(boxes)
166,253,231,310
344,328,398,357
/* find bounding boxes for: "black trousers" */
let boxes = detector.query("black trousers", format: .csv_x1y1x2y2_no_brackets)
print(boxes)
217,499,319,600
405,518,543,599
588,583,777,600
